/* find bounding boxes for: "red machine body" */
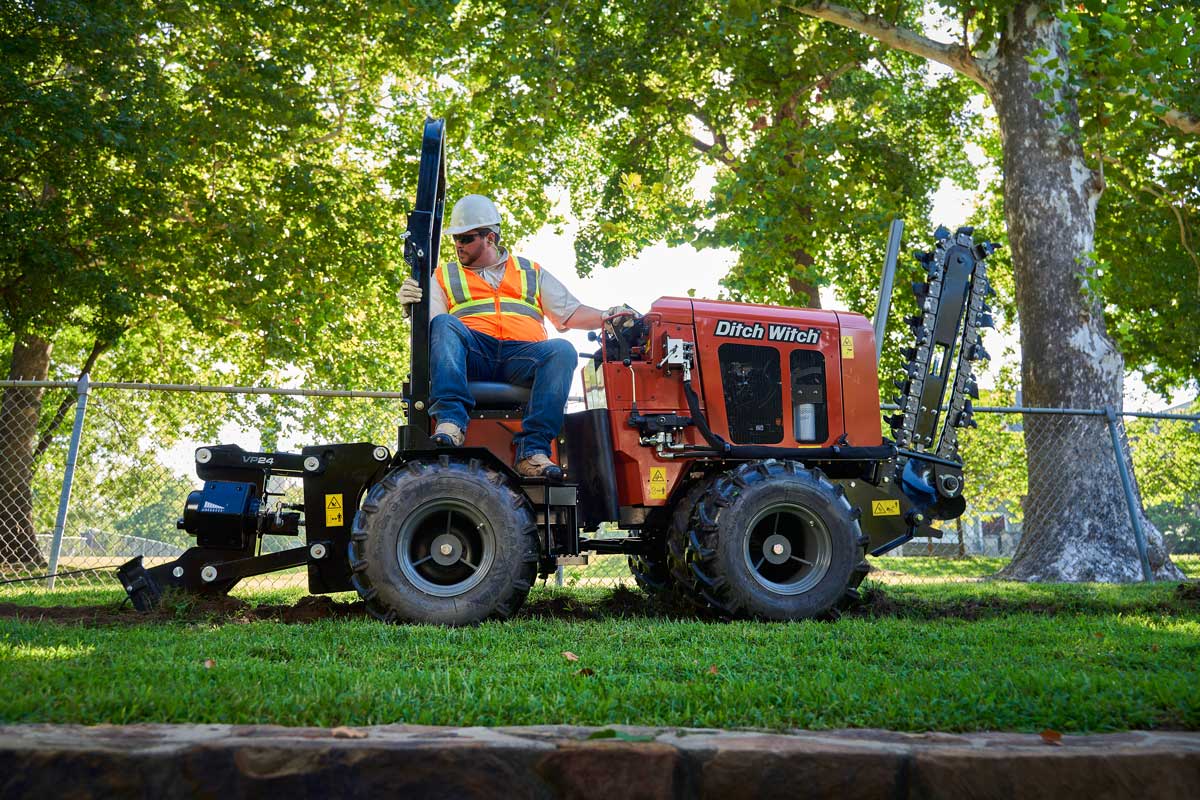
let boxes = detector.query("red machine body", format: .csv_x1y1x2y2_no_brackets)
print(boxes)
583,297,883,511
461,418,560,465
118,120,992,626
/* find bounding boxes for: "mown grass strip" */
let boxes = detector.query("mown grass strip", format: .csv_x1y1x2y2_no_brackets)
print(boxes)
2,612,1195,731
2,581,1198,732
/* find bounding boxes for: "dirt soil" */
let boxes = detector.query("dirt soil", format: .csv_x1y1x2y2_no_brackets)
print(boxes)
846,579,1200,621
0,585,671,626
1,582,1195,627
0,594,368,626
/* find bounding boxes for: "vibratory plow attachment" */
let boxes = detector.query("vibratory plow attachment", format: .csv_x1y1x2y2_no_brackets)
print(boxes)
889,226,998,519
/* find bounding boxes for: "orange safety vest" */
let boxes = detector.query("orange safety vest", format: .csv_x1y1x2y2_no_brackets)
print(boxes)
435,254,547,341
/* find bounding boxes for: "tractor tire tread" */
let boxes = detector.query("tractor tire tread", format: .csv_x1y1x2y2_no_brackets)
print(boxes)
349,456,538,625
642,476,714,608
671,459,868,620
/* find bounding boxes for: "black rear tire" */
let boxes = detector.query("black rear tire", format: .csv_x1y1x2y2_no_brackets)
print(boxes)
348,455,539,625
626,551,671,594
670,460,868,620
628,477,710,596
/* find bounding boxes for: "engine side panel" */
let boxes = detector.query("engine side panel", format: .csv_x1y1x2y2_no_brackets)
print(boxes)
834,311,885,447
586,297,886,513
691,299,845,448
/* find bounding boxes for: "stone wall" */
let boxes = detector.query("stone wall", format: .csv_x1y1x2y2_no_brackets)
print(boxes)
2,724,1197,799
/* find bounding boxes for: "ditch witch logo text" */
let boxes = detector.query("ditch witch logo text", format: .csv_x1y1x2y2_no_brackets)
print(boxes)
714,319,822,344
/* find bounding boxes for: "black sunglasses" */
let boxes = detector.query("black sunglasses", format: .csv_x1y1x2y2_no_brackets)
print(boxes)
452,230,489,245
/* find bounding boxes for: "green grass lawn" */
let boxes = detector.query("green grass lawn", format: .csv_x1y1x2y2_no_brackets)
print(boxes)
3,559,1198,732
1173,553,1200,577
869,555,1010,579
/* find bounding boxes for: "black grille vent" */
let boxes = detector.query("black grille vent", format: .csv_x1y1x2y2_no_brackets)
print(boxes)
718,343,783,444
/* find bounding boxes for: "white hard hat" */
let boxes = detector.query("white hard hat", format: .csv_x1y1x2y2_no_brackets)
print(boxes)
445,194,502,235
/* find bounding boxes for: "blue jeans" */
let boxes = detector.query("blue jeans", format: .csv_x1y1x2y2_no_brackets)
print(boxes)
428,314,578,460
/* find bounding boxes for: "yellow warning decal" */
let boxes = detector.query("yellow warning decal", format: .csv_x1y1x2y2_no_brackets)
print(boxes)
872,499,900,517
841,335,855,359
648,467,668,499
325,494,344,527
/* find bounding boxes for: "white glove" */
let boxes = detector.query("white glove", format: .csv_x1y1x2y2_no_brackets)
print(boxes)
398,277,423,305
603,303,639,321
603,304,640,331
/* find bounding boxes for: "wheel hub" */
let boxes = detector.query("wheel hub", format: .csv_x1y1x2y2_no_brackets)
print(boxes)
743,503,833,596
431,534,462,566
762,534,791,565
397,500,496,598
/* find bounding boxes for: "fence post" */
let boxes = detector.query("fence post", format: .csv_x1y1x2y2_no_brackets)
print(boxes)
46,373,90,590
1104,406,1153,582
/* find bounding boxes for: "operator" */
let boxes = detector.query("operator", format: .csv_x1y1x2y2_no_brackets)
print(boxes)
399,194,638,480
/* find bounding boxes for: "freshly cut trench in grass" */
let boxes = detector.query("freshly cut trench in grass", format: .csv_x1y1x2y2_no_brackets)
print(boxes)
3,577,1197,625
4,555,1194,611
2,567,1199,732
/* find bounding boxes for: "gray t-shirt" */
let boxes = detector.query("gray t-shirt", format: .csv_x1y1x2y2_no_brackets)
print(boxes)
430,249,583,332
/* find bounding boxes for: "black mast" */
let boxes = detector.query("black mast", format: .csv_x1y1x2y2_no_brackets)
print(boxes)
404,118,447,437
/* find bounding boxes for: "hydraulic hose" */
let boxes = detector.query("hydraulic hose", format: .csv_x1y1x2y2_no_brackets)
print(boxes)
682,378,731,454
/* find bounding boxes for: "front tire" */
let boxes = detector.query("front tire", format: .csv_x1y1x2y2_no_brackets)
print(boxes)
349,456,539,625
672,460,868,620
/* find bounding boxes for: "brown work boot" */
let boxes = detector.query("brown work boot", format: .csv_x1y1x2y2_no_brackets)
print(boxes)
515,453,564,481
432,422,465,447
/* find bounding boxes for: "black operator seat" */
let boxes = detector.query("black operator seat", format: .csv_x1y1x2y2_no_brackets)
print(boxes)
467,381,530,412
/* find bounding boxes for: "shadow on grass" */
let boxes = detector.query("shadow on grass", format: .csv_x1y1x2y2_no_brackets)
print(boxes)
847,580,1200,621
2,582,1197,627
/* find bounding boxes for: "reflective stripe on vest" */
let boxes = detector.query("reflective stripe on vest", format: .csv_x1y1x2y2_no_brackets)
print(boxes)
442,260,471,305
436,254,546,341
516,256,538,305
451,299,542,322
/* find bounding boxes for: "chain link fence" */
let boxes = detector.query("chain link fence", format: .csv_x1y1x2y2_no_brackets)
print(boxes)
0,380,402,596
0,379,1196,597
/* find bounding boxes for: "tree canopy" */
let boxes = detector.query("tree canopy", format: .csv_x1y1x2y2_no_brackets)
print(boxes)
455,1,976,300
6,1,1193,396
3,0,1195,580
2,0,423,389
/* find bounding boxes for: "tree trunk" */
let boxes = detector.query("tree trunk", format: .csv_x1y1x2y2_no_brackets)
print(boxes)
0,332,52,567
788,276,821,308
789,249,821,308
989,4,1180,581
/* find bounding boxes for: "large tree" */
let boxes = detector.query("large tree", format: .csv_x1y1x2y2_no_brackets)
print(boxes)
786,1,1193,579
